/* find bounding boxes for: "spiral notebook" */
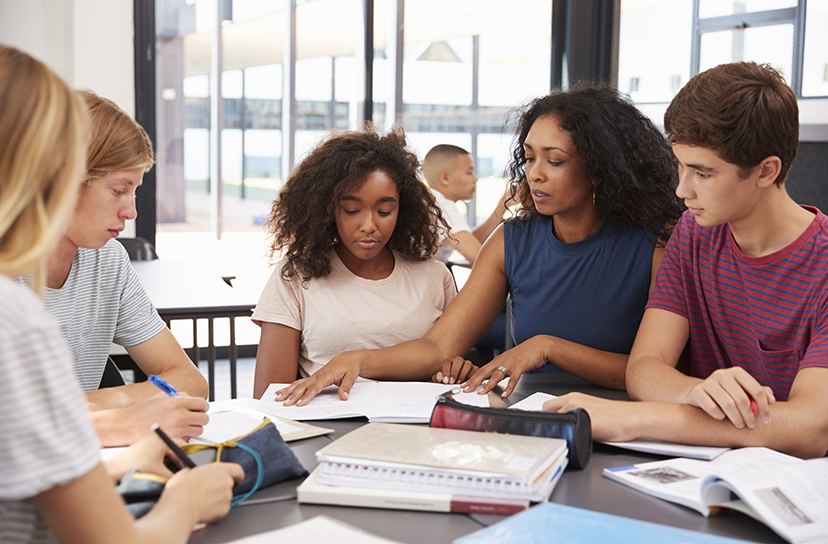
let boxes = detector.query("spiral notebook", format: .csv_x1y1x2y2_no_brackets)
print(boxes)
313,423,568,501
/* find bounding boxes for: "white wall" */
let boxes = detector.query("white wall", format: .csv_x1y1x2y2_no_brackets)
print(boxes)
0,0,135,114
1,0,137,235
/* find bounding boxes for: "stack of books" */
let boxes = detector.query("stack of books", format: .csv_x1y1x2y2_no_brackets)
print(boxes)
297,422,568,515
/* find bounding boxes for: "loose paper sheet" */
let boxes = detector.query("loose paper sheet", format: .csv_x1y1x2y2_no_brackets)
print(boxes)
256,381,489,422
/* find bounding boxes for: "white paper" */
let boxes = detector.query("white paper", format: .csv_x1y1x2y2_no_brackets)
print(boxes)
227,515,405,544
256,381,489,423
603,438,729,461
100,446,128,462
187,401,305,445
509,391,557,412
257,382,378,421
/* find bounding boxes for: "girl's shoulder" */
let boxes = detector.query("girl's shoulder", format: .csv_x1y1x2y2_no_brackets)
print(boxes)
392,252,451,274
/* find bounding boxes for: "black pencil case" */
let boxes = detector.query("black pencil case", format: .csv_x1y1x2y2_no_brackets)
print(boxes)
429,392,592,469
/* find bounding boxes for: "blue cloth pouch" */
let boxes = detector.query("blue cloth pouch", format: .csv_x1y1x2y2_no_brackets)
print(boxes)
183,418,309,506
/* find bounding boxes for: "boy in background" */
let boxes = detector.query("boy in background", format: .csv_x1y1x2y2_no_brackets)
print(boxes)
423,145,511,264
543,62,828,459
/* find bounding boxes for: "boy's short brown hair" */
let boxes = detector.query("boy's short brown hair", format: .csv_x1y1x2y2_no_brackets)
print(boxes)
664,62,798,185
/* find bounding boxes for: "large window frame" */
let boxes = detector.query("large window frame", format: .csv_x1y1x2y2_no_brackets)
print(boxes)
133,0,613,244
690,1,808,96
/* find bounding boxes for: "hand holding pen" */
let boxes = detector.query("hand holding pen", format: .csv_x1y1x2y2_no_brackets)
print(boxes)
152,422,197,470
127,374,210,443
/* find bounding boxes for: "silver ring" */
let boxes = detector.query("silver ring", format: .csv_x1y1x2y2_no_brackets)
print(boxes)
496,366,509,377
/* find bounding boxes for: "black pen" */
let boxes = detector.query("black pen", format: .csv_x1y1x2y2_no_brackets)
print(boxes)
151,422,196,469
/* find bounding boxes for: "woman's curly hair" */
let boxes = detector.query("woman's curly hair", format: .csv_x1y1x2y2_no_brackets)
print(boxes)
505,82,684,245
266,126,448,282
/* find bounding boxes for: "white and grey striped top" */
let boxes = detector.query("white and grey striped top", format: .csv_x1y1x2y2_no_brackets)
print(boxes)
42,239,166,391
0,276,102,544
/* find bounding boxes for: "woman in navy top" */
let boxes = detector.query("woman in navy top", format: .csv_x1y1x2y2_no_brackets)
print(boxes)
275,83,683,406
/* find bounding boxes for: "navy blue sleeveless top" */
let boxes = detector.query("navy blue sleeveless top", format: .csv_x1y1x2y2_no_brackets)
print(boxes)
504,218,654,370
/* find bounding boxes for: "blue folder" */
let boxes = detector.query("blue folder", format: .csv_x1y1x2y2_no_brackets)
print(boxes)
454,502,752,544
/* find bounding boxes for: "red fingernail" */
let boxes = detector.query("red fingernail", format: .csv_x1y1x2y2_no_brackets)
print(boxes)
750,398,758,415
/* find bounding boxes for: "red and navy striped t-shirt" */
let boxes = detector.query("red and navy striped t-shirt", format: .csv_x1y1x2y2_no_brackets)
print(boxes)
648,207,828,401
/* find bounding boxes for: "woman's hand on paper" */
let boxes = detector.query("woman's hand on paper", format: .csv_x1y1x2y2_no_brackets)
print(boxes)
432,356,475,384
275,352,361,406
684,367,775,429
461,336,551,398
163,462,245,524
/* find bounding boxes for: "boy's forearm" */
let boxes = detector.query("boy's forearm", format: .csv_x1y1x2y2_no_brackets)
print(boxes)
86,363,207,411
626,354,700,402
628,400,828,459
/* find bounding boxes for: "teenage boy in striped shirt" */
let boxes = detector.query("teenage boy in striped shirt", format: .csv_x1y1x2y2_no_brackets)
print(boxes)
544,61,828,459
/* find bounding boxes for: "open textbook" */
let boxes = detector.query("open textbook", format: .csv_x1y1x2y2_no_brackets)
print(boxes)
604,447,828,544
510,392,730,460
256,381,489,422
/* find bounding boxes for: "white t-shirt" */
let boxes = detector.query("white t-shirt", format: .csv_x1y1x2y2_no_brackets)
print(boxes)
41,239,166,391
0,277,102,544
252,250,457,377
430,188,472,263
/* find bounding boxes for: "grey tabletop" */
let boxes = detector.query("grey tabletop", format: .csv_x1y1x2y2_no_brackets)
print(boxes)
188,372,785,544
131,260,256,314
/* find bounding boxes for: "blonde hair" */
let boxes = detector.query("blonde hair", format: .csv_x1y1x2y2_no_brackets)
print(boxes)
0,46,90,290
77,89,154,180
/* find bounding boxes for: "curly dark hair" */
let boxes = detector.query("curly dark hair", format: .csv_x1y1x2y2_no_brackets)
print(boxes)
505,82,683,245
266,126,448,282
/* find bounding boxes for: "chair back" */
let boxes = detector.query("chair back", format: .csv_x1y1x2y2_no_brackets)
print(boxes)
117,237,158,261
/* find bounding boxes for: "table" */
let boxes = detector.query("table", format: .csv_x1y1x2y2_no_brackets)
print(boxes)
189,373,785,544
131,260,257,401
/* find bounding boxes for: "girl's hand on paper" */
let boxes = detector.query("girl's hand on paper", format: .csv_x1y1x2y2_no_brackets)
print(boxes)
276,352,361,406
432,356,475,384
461,336,551,397
684,367,775,429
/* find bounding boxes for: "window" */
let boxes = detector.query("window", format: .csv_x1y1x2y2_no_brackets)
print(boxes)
619,0,694,104
619,0,826,105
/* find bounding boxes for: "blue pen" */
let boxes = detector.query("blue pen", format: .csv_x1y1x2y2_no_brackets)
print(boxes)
148,374,179,397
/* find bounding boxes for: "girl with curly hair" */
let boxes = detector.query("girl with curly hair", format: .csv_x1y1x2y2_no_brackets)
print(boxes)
252,127,456,398
275,82,683,406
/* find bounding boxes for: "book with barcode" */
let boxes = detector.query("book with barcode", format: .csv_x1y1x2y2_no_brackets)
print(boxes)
603,447,828,544
313,423,567,501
